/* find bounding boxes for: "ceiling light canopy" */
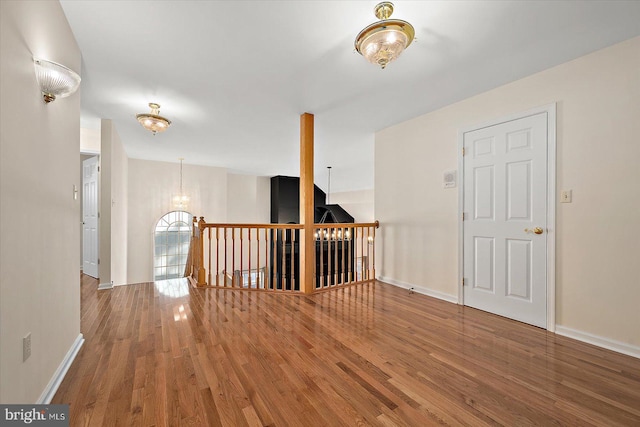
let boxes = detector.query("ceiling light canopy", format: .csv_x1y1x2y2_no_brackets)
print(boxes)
136,103,171,135
33,58,81,103
355,2,415,69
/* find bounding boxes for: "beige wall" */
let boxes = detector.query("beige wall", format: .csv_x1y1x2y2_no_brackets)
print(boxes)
127,159,228,284
375,37,640,347
98,120,127,286
227,173,271,223
330,189,375,223
0,0,82,402
110,125,128,285
80,127,100,153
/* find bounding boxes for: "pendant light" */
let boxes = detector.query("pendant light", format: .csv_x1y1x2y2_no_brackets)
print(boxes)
173,158,190,210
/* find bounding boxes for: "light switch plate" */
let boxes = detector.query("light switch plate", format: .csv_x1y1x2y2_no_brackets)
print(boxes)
561,190,572,203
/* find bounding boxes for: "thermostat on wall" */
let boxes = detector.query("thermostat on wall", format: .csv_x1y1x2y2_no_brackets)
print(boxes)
443,170,457,188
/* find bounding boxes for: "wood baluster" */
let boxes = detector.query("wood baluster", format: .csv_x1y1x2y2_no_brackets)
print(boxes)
359,226,364,281
333,226,340,286
232,227,236,287
215,227,220,287
348,227,353,283
256,228,261,289
319,228,324,289
265,228,270,290
291,228,296,291
276,229,287,291
341,226,346,286
372,222,378,281
190,217,197,282
224,227,228,287
271,229,277,291
208,227,212,286
248,228,252,289
327,228,332,287
366,226,371,281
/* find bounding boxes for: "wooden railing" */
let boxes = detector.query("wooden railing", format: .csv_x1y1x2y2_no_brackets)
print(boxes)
187,217,379,294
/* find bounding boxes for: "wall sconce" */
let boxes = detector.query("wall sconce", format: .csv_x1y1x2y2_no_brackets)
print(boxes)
33,58,81,103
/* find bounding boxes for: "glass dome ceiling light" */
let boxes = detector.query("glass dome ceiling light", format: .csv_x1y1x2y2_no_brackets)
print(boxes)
354,2,415,69
136,103,172,135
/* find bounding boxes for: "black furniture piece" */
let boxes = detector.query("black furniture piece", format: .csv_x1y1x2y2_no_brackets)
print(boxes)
270,176,355,290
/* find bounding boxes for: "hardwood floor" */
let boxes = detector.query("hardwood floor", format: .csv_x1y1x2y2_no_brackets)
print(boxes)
53,275,640,426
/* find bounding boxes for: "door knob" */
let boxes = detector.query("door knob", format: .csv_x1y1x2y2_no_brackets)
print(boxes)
524,227,544,234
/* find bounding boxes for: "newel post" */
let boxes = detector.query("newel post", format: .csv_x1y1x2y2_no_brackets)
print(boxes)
299,113,315,294
197,216,207,286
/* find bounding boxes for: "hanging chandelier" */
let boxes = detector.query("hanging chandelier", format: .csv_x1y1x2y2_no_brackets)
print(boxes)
173,158,190,210
354,2,415,69
136,102,171,135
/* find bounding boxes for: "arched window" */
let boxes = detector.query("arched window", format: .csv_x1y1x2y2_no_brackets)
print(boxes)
154,211,193,281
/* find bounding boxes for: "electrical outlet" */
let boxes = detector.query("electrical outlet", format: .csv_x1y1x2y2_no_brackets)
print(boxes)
561,190,572,203
23,333,31,362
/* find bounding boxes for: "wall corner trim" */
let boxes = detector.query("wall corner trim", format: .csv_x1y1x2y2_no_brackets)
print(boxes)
37,333,84,404
555,325,640,360
378,276,458,304
98,282,113,290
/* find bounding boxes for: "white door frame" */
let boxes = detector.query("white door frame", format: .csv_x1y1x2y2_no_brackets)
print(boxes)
457,103,556,332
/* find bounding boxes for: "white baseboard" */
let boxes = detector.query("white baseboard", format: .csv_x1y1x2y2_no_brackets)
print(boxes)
555,325,640,359
37,333,84,404
98,281,113,290
377,276,458,304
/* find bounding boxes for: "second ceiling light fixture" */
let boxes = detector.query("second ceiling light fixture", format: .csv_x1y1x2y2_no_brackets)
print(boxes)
355,2,415,69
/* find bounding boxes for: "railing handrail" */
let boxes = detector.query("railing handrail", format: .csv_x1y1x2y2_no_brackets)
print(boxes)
188,216,379,292
197,221,380,229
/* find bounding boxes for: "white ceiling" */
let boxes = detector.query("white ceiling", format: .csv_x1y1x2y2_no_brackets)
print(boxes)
60,1,640,193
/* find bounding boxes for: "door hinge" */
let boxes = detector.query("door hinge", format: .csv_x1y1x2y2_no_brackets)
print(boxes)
97,166,100,172
462,147,466,156
98,258,100,265
462,278,466,286
462,212,465,221
98,212,100,218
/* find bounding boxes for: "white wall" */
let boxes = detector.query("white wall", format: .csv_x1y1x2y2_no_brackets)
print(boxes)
0,0,81,402
375,37,640,348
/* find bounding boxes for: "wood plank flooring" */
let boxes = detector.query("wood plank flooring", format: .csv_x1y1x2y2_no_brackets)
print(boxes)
52,274,640,426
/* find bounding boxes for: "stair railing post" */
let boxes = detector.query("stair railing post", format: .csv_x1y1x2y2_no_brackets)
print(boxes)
299,113,315,294
197,216,207,286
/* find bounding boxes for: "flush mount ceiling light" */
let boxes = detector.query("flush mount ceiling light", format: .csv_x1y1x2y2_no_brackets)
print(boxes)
136,103,171,135
354,2,415,69
33,58,81,103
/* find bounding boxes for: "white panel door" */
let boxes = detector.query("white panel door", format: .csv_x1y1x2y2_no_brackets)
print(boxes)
463,112,548,328
82,156,99,278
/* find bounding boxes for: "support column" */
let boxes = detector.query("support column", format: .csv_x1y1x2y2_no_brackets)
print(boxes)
299,113,315,294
